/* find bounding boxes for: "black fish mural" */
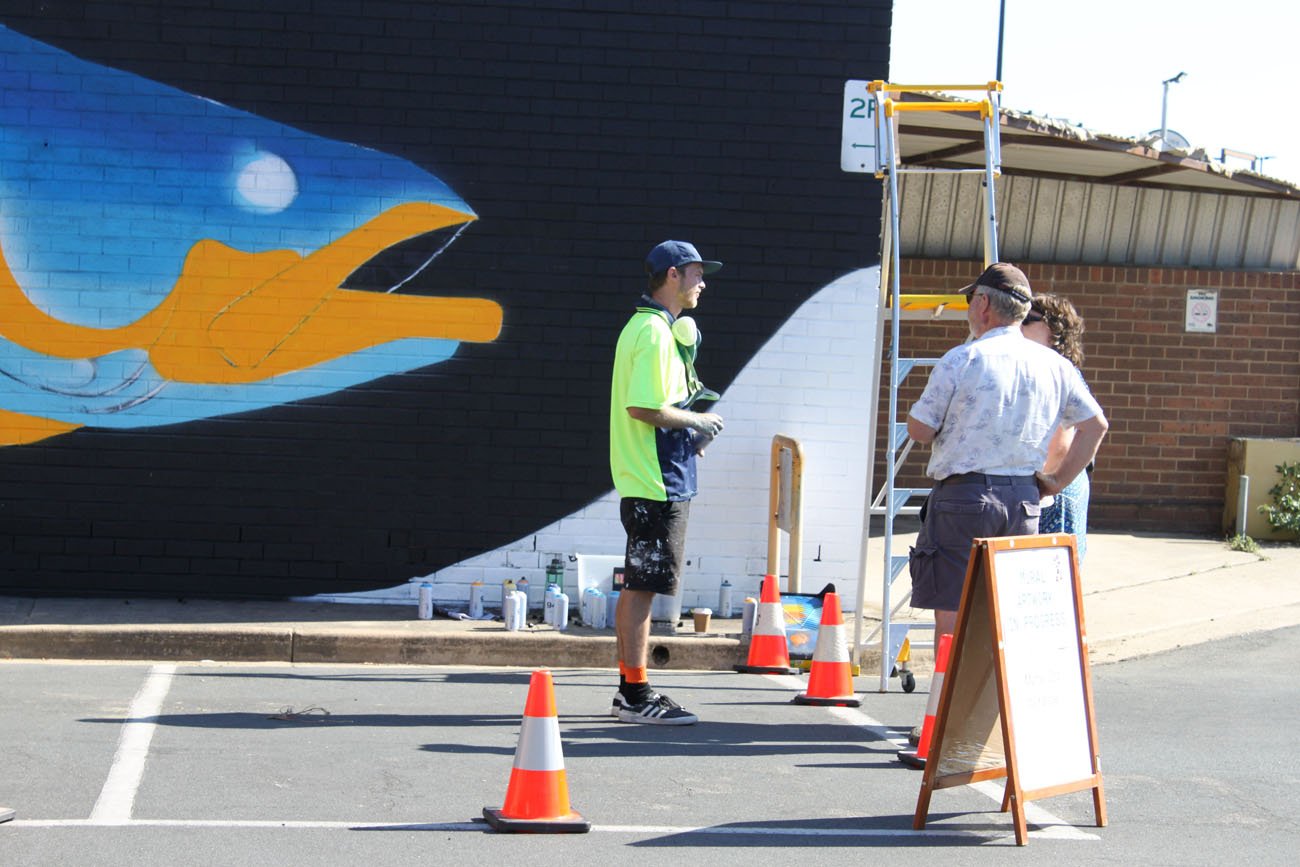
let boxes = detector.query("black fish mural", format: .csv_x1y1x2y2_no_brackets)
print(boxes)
0,2,885,598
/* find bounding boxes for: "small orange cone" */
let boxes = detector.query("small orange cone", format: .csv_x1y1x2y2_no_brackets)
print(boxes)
734,574,799,675
898,632,953,769
793,592,860,707
483,669,590,833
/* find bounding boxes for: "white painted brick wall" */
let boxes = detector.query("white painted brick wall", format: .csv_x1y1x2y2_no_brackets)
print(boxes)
326,267,889,616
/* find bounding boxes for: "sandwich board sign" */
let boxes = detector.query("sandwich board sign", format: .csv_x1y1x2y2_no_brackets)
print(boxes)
913,534,1107,846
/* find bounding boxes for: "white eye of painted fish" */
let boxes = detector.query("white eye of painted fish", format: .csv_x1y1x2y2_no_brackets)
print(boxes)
235,152,298,212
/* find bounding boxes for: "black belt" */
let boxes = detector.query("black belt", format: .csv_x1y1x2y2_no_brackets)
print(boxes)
939,472,1036,487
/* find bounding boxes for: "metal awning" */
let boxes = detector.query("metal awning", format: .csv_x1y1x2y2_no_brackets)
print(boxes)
889,92,1300,271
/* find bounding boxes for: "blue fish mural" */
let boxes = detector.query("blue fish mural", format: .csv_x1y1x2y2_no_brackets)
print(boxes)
0,26,502,445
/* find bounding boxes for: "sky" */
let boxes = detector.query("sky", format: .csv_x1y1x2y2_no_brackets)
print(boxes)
889,0,1300,186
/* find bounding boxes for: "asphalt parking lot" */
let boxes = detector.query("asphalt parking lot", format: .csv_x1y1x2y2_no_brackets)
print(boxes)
0,660,1119,865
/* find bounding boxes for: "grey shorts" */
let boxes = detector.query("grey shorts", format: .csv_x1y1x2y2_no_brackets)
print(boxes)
909,476,1041,611
620,497,691,595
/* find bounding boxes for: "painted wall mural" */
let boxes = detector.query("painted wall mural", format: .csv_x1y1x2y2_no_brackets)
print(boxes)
0,1,889,599
0,26,502,446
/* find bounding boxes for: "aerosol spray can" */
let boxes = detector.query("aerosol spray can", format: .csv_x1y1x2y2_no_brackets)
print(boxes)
545,556,565,593
741,596,758,635
468,580,485,619
504,589,526,631
516,576,531,616
580,586,595,627
544,584,560,626
718,578,734,618
417,581,434,620
607,590,620,628
555,591,570,631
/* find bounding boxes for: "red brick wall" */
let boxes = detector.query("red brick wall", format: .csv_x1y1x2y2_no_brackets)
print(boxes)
877,259,1300,533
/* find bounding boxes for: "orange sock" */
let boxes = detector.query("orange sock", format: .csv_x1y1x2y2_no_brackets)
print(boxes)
626,666,648,684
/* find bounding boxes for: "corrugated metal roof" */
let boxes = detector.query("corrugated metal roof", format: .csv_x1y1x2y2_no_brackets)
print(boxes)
895,95,1300,271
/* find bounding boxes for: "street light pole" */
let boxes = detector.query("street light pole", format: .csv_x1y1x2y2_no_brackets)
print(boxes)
1159,71,1187,149
995,0,1006,81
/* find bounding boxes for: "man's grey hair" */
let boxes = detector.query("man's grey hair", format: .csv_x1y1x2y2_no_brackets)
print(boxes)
976,287,1031,325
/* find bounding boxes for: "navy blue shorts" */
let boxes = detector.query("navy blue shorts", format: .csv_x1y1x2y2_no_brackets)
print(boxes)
620,497,691,595
909,477,1041,611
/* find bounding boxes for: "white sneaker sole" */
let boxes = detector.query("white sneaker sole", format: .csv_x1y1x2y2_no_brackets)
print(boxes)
616,708,698,726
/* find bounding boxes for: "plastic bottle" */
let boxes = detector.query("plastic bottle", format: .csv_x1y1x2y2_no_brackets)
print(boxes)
417,581,434,620
592,589,607,629
718,578,734,618
468,580,484,619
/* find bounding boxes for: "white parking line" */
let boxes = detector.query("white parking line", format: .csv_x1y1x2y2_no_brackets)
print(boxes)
89,664,177,823
7,817,1083,842
768,674,1098,842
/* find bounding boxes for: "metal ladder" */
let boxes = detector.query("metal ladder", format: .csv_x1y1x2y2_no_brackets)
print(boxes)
851,81,1004,691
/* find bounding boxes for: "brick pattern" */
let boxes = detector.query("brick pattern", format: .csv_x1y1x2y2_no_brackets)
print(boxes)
0,1,893,598
882,259,1300,533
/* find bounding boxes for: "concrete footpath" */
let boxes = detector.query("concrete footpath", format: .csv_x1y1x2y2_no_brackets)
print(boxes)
2,532,1299,673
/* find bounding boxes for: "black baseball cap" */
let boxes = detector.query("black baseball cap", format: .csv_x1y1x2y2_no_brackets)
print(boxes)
961,262,1032,304
645,240,723,276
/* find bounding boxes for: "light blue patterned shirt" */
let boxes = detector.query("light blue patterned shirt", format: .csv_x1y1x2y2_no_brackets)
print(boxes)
908,326,1102,480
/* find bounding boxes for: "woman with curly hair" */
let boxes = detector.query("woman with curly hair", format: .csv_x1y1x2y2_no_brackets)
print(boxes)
1023,293,1092,557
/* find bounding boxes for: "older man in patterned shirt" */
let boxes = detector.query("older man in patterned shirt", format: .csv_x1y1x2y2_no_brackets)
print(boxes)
906,263,1108,639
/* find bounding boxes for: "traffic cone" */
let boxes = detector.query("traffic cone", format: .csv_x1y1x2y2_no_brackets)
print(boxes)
483,669,590,833
792,592,860,707
734,574,799,675
898,632,953,769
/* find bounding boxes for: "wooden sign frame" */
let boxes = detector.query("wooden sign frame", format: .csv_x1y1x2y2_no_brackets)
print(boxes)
913,534,1107,846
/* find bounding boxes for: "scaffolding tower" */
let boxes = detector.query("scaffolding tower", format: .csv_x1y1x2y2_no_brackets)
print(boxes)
851,82,1004,691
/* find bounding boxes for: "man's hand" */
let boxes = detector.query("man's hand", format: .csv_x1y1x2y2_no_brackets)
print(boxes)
1035,470,1063,498
690,412,724,438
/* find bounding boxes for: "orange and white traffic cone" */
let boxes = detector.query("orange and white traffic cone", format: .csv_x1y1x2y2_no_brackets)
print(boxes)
483,669,590,833
897,632,953,769
734,574,799,675
793,592,860,707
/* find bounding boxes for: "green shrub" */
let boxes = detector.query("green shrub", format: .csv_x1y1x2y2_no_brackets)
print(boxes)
1228,534,1260,554
1258,461,1300,536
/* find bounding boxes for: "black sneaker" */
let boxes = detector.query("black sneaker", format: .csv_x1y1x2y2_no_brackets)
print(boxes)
610,691,629,717
617,692,698,726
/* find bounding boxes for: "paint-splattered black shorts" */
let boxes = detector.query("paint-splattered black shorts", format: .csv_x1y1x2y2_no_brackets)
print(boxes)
619,497,691,595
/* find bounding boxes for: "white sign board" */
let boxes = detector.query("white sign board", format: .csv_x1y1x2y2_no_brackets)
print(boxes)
1185,289,1217,333
992,545,1094,792
840,79,877,173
